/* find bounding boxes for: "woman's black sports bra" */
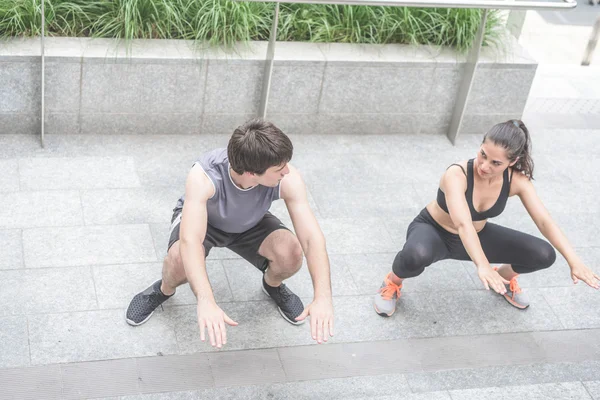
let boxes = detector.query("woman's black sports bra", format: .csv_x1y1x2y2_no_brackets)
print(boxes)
436,159,513,222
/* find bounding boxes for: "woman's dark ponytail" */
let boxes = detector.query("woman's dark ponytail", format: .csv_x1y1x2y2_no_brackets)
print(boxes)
514,120,534,179
483,119,534,179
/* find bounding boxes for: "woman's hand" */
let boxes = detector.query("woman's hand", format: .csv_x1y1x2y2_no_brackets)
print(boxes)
477,264,509,294
570,261,600,289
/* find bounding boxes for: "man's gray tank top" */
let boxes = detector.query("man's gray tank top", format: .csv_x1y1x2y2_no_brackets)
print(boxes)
175,148,281,233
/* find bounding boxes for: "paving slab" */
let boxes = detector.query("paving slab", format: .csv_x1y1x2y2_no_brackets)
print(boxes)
116,382,447,400
278,340,421,381
134,152,192,189
18,156,141,190
406,362,590,393
28,310,179,365
166,302,314,354
413,331,545,371
448,381,592,400
540,285,600,329
310,181,423,219
61,359,139,399
427,289,564,336
0,266,97,316
208,349,286,387
247,374,413,400
0,316,29,368
569,360,600,382
382,207,425,247
81,187,182,225
291,153,398,188
317,218,398,254
531,329,600,364
23,224,157,268
0,365,61,400
331,294,443,342
137,353,213,393
0,229,23,270
0,191,83,229
0,159,18,192
584,381,600,400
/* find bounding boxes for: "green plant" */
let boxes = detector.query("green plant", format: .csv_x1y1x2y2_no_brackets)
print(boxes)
178,0,273,46
278,5,502,51
0,0,504,51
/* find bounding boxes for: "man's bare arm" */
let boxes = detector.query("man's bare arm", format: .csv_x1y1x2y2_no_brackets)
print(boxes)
180,164,214,300
280,164,333,342
180,165,238,348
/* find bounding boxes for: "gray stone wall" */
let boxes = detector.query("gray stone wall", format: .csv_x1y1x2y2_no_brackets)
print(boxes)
0,37,537,136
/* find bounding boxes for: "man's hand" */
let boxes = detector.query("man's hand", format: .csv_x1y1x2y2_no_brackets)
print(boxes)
570,261,600,289
296,296,334,344
477,264,509,294
197,298,238,348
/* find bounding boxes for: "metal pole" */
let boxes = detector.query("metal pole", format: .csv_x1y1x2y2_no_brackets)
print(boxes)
506,10,527,40
582,16,600,66
40,0,45,148
447,9,487,144
259,2,280,119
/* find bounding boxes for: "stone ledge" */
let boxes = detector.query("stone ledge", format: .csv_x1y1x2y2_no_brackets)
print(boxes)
0,36,537,135
0,36,536,68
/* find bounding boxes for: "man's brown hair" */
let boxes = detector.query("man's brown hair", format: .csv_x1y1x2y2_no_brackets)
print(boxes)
228,119,293,175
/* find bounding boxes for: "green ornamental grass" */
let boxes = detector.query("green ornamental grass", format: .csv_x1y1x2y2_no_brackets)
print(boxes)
0,0,502,51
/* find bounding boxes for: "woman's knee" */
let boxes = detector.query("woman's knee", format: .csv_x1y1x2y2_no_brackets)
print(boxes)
392,243,434,278
515,241,556,273
536,241,557,269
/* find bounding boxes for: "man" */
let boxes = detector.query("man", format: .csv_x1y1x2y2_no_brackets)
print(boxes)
126,119,334,348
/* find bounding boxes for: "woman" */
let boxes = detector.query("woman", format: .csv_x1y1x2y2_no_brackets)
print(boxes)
374,120,599,316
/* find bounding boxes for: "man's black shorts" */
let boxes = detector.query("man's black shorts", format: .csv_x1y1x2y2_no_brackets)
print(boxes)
167,208,290,272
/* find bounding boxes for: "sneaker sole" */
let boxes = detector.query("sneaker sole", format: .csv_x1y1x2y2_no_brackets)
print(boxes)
502,293,529,310
261,285,305,325
374,303,394,317
125,309,155,326
125,280,168,326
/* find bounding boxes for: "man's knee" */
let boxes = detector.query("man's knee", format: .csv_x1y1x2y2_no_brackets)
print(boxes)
272,236,303,272
165,242,184,272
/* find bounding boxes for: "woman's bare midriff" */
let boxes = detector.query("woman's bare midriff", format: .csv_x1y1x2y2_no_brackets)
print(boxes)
425,201,487,234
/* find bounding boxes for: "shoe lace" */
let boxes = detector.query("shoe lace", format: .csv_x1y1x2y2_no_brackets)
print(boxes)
379,276,402,301
509,276,522,296
493,267,522,296
145,290,166,309
278,284,292,301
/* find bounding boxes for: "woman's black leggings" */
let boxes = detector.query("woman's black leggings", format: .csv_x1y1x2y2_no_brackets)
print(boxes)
392,208,557,279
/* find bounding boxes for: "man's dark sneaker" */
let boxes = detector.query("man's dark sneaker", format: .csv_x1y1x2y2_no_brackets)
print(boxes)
261,277,305,325
126,280,173,326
